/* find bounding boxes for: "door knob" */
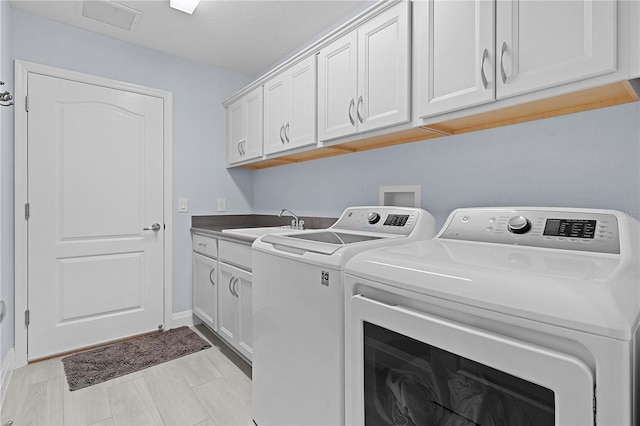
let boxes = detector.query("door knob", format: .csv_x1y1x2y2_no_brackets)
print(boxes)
143,223,161,231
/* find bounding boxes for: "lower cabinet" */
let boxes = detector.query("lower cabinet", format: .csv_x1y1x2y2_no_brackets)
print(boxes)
192,252,218,331
218,262,253,361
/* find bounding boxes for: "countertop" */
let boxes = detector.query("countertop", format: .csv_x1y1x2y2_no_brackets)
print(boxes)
191,214,337,244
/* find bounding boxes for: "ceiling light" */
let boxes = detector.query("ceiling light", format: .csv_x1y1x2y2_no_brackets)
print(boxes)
170,0,201,14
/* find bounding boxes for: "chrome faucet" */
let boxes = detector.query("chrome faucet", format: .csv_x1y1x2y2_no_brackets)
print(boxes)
279,208,304,230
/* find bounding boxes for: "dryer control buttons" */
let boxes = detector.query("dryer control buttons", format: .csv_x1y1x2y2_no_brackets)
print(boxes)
507,216,532,234
367,212,381,224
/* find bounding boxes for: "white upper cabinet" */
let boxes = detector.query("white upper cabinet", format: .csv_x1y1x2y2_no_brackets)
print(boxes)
318,2,410,142
415,0,495,118
496,0,616,99
417,0,618,119
264,55,317,155
318,31,358,141
226,86,263,165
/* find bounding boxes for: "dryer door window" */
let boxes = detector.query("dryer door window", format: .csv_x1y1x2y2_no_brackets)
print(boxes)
346,295,595,426
363,321,553,425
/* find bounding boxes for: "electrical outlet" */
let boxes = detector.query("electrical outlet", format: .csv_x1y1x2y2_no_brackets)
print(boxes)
178,198,188,213
217,198,226,212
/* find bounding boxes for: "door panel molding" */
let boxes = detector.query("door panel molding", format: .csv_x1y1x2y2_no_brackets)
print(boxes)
14,60,173,367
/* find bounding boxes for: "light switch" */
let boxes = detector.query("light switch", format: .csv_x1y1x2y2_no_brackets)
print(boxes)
178,198,188,212
217,198,226,212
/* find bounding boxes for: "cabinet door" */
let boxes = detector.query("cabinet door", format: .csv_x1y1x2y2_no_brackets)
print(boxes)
218,262,238,346
226,99,244,165
357,1,411,131
496,0,616,99
242,86,264,161
415,0,495,118
235,267,253,361
318,31,358,142
263,74,287,155
192,253,217,331
287,55,317,150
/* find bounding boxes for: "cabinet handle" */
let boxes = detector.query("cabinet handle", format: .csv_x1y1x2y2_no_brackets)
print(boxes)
209,267,216,286
348,98,355,126
356,96,363,124
237,139,245,156
480,48,489,89
228,276,235,296
284,123,290,143
279,125,285,144
233,277,239,297
499,42,508,84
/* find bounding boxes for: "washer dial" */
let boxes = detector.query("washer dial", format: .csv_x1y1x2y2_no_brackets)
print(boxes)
507,216,532,234
367,212,381,224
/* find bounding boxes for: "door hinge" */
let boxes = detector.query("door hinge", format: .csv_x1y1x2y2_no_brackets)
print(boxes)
25,95,29,112
25,309,30,327
25,202,30,220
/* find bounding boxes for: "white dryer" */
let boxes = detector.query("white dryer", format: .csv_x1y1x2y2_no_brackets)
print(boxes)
345,207,639,426
252,206,437,426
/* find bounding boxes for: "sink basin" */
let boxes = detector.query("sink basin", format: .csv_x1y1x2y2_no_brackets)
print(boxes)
221,226,301,239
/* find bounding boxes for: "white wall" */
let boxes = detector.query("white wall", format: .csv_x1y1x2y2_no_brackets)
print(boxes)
253,102,640,228
9,8,254,317
1,0,14,371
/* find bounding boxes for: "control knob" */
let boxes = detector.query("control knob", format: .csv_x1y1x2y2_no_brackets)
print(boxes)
367,212,381,224
507,216,532,234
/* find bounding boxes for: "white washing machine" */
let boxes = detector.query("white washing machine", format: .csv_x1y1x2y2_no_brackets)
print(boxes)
345,207,639,426
252,206,437,426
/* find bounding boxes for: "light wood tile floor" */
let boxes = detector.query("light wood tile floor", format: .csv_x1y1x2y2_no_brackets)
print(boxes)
0,325,253,426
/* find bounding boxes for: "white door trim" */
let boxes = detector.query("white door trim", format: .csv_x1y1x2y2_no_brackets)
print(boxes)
13,60,173,368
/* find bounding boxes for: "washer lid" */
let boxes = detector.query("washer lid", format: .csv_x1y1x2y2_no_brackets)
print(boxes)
285,231,383,245
346,238,640,340
261,231,389,255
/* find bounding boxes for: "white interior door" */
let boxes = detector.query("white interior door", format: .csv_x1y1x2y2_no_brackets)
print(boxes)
27,72,165,360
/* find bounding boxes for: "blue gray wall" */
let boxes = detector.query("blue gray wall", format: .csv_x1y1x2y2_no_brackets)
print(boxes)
253,102,640,228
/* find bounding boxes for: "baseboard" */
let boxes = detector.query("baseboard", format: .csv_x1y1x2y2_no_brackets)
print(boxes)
172,310,201,328
0,348,14,409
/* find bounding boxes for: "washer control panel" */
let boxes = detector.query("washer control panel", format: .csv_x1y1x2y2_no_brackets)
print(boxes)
333,207,424,236
440,208,620,254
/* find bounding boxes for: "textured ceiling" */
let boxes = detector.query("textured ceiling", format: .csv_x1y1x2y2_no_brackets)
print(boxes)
10,0,370,77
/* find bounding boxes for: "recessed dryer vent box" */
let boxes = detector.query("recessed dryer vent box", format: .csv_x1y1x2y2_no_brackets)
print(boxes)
379,185,421,208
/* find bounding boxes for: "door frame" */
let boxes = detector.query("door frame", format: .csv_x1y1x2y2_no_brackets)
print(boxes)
13,60,173,368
